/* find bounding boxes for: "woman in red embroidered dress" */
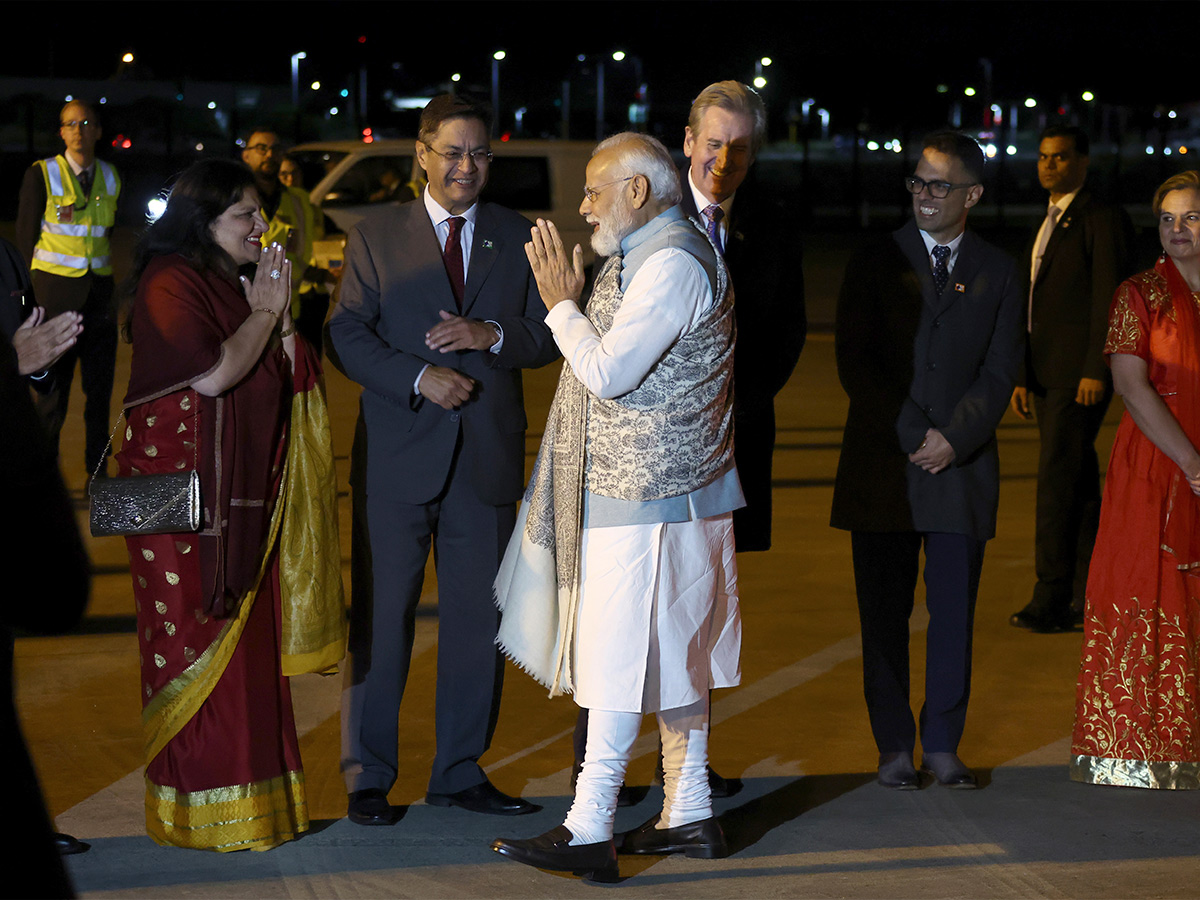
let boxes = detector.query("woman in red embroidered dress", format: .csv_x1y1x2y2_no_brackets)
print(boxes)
117,159,342,849
1072,171,1200,789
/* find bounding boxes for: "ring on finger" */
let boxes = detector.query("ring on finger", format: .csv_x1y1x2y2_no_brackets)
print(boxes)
270,269,282,280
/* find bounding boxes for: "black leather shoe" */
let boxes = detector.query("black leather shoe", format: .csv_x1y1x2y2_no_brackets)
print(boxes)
921,752,977,789
348,788,396,826
617,813,728,858
877,751,920,789
492,825,619,883
1009,607,1071,633
426,779,540,816
53,832,90,855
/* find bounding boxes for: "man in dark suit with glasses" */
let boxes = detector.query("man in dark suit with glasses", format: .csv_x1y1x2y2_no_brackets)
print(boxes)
832,131,1023,792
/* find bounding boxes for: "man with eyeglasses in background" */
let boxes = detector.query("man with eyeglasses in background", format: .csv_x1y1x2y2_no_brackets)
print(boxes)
16,99,121,484
329,94,557,827
242,130,331,353
831,131,1022,791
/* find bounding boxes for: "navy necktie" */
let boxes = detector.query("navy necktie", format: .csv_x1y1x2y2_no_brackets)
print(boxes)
703,204,724,256
932,244,950,295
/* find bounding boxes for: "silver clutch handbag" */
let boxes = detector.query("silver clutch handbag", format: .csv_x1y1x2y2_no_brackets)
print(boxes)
89,392,202,538
89,470,200,536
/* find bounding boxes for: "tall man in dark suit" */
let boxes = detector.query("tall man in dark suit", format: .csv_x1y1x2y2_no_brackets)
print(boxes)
679,80,806,553
832,132,1023,790
1009,126,1135,633
329,95,557,825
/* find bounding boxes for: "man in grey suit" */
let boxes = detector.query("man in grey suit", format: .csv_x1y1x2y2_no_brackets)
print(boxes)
831,132,1023,791
329,94,558,825
1009,125,1134,633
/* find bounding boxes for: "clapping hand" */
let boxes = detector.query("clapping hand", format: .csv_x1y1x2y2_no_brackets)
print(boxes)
12,307,82,374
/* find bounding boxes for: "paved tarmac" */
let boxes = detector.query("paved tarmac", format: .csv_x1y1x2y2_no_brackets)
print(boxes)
15,274,1200,898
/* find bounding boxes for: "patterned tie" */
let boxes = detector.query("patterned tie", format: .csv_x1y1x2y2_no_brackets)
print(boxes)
77,167,92,204
703,203,724,256
442,216,465,311
931,245,951,295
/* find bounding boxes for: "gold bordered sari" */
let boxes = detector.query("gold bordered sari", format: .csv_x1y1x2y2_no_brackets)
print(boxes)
120,256,344,850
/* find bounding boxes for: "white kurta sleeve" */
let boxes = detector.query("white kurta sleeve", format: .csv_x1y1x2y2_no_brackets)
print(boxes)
544,248,711,399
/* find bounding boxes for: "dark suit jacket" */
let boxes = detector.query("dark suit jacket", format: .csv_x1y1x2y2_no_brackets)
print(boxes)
1,329,89,897
679,169,806,549
831,221,1023,540
328,200,557,506
0,237,34,339
1023,189,1135,391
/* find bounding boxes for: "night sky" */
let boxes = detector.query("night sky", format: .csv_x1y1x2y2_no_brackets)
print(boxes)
6,1,1182,137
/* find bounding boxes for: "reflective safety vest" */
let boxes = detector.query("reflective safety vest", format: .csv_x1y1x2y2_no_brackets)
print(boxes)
31,155,121,278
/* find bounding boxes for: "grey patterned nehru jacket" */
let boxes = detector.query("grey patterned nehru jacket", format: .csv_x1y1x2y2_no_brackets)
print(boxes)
584,215,735,502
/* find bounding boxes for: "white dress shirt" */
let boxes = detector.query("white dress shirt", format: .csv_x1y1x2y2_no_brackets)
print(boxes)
413,188,501,394
686,169,734,249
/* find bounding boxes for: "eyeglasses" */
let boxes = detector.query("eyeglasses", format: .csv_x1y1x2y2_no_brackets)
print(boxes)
583,176,634,202
60,119,92,130
246,143,282,155
423,143,493,166
905,176,976,199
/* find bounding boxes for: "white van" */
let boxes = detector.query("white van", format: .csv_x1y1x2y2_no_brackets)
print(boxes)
290,138,596,266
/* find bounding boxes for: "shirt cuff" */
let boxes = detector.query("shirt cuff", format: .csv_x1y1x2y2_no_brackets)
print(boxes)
485,319,504,354
414,363,430,396
544,300,581,333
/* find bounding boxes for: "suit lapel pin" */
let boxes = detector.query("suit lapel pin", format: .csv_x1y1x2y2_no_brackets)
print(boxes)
954,283,966,293
482,239,494,249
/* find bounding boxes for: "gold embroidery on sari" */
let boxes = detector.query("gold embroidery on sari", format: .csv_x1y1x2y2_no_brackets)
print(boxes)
1070,754,1200,789
1106,286,1144,354
144,770,308,852
1074,597,1199,770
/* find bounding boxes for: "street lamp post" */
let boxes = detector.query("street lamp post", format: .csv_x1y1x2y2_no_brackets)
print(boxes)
291,51,307,108
491,50,505,133
291,52,307,144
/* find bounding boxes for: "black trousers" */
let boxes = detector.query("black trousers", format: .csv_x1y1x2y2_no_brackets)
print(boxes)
1029,388,1110,616
850,530,985,755
31,272,116,475
341,431,511,796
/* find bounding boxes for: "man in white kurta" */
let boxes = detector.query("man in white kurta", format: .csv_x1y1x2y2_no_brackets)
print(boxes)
491,133,741,882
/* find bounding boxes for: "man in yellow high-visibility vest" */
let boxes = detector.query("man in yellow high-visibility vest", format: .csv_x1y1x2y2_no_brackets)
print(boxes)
16,99,121,481
242,130,331,353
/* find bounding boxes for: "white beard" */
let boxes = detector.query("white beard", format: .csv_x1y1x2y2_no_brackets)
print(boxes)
589,198,637,257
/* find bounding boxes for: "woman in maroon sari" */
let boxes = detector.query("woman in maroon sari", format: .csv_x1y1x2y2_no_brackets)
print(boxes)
1072,171,1200,789
117,159,343,850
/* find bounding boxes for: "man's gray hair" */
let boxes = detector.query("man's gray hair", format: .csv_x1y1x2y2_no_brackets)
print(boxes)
593,132,682,206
